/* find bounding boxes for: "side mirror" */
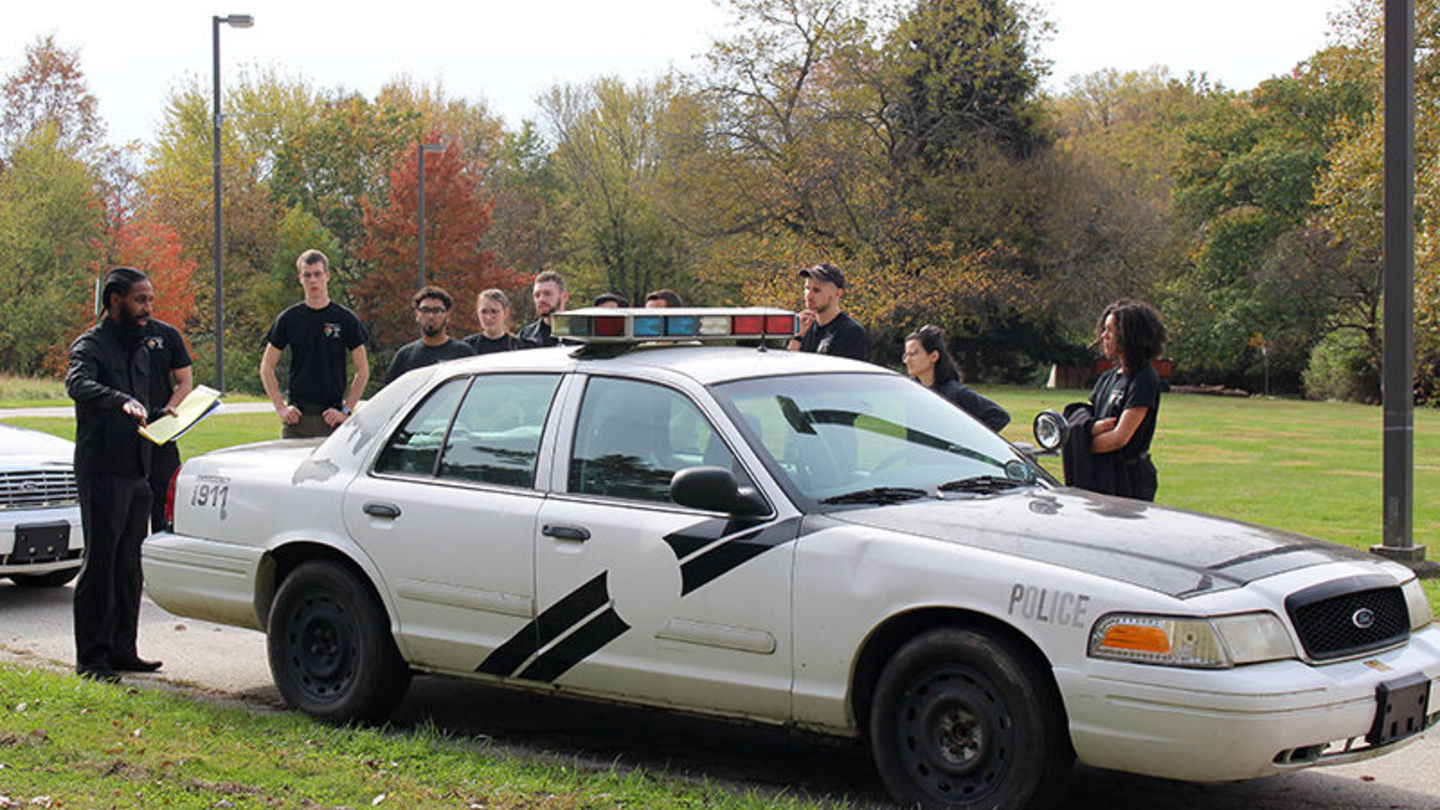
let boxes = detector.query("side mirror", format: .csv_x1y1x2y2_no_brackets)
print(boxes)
1032,410,1069,453
670,466,769,516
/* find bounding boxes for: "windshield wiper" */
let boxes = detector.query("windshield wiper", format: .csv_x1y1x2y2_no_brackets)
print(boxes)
937,475,1030,494
819,486,928,506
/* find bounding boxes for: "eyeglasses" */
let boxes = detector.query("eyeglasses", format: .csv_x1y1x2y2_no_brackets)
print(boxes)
902,350,921,359
416,306,447,315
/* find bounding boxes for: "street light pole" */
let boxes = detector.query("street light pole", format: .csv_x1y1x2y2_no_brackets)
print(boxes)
417,141,444,289
212,13,253,394
1375,0,1424,562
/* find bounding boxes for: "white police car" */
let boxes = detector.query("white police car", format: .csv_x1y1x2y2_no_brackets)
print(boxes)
142,308,1440,810
1,423,82,588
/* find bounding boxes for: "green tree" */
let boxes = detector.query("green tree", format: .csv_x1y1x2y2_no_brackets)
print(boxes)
541,76,692,304
1168,54,1371,392
1313,0,1440,403
0,124,105,374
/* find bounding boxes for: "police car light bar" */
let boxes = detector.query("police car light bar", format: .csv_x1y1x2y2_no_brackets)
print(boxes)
553,307,799,343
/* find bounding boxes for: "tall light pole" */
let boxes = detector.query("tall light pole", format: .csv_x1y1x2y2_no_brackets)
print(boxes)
417,141,444,289
1375,0,1424,562
212,13,253,393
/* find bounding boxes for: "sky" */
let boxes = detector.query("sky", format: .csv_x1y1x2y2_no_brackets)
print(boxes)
2,0,1344,148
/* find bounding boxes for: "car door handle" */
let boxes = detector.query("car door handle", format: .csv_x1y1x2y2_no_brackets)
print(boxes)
363,502,401,519
542,523,590,541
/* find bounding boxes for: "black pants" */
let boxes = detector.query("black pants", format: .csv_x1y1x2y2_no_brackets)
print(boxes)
74,475,152,671
149,443,181,532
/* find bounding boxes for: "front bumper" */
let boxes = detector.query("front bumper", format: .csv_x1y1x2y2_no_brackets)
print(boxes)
1059,622,1440,781
0,508,82,576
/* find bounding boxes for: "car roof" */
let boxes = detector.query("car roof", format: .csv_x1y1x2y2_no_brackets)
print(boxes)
434,342,896,386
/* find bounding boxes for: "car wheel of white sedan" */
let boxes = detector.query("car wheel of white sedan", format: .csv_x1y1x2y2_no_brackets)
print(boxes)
870,627,1072,810
9,569,79,588
267,560,411,723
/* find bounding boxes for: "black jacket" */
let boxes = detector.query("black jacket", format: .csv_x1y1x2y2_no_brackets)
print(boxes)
1059,401,1157,501
66,318,152,478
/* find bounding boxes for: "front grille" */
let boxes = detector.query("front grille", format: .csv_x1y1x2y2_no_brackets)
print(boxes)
0,469,78,509
1287,576,1409,661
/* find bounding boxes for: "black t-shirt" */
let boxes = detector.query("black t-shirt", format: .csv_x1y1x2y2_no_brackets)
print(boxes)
798,311,868,361
143,319,192,421
517,319,555,349
932,378,1011,433
1090,364,1161,458
264,301,367,407
385,339,475,384
463,332,518,354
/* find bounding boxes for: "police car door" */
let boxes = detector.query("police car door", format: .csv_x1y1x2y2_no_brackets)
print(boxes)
343,372,561,674
496,374,797,721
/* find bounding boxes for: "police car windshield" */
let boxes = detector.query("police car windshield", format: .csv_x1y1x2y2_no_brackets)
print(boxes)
714,373,1035,505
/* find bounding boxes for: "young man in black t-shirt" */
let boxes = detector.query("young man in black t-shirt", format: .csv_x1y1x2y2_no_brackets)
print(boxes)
787,262,869,361
143,317,193,531
386,285,475,384
259,250,369,439
517,269,570,349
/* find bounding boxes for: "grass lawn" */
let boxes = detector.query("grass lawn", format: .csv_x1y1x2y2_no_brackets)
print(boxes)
0,663,828,810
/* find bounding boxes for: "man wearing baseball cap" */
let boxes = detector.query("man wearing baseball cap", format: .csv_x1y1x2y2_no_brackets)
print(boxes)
787,262,869,361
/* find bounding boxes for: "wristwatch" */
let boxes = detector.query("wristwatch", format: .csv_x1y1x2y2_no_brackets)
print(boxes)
340,406,351,415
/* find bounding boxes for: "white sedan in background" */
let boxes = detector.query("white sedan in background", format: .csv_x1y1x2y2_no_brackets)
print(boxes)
143,308,1439,810
1,423,83,588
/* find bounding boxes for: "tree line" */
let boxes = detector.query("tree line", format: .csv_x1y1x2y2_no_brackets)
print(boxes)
1,0,1436,403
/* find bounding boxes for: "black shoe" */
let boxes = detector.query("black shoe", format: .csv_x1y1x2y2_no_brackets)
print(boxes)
111,656,163,673
77,666,121,684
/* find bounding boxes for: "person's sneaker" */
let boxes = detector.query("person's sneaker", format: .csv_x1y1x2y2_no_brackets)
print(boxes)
111,656,163,673
77,666,121,684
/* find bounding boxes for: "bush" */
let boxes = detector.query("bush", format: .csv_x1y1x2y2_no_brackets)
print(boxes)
1303,329,1379,403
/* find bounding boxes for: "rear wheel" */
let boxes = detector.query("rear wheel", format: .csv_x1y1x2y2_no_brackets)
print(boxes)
267,560,410,723
9,568,79,588
869,627,1071,810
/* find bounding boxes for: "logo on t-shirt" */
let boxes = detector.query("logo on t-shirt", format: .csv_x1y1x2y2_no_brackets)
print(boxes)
145,335,165,351
323,322,342,339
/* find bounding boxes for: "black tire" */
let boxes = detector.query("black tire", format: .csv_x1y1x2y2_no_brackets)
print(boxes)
267,560,411,724
869,627,1072,810
9,568,79,588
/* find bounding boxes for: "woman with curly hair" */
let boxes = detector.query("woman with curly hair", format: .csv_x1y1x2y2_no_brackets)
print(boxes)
1087,298,1168,500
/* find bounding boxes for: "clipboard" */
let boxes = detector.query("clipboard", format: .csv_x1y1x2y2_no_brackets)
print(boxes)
139,385,224,445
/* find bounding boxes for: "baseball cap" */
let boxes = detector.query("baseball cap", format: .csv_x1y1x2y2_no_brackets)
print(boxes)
798,262,845,289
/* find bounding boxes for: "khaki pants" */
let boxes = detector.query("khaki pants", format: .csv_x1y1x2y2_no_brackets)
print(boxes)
282,411,335,439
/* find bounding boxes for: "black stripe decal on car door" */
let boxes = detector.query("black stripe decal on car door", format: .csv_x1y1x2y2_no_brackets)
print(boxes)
516,606,631,682
475,571,610,676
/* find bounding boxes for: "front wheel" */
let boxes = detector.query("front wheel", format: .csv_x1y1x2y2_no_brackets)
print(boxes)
869,627,1072,810
267,560,411,723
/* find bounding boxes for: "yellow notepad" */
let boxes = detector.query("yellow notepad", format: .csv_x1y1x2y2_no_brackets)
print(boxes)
139,385,223,445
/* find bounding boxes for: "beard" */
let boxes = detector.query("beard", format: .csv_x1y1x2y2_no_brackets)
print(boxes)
422,323,444,339
117,306,147,345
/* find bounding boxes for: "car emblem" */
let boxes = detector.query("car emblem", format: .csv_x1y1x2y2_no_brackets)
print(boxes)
1351,607,1376,630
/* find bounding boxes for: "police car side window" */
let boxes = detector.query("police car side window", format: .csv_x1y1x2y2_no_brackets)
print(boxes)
437,374,561,488
374,377,469,477
569,377,736,504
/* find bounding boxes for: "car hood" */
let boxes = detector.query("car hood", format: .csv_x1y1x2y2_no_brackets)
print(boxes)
831,486,1386,598
0,424,75,468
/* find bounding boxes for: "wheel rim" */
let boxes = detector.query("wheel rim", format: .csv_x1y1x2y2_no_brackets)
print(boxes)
896,663,1014,802
284,591,357,703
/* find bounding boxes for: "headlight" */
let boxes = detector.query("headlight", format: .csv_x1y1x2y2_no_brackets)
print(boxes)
1401,577,1434,631
1089,612,1296,668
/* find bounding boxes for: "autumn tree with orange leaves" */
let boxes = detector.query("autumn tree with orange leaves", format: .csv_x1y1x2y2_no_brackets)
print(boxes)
354,132,525,359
